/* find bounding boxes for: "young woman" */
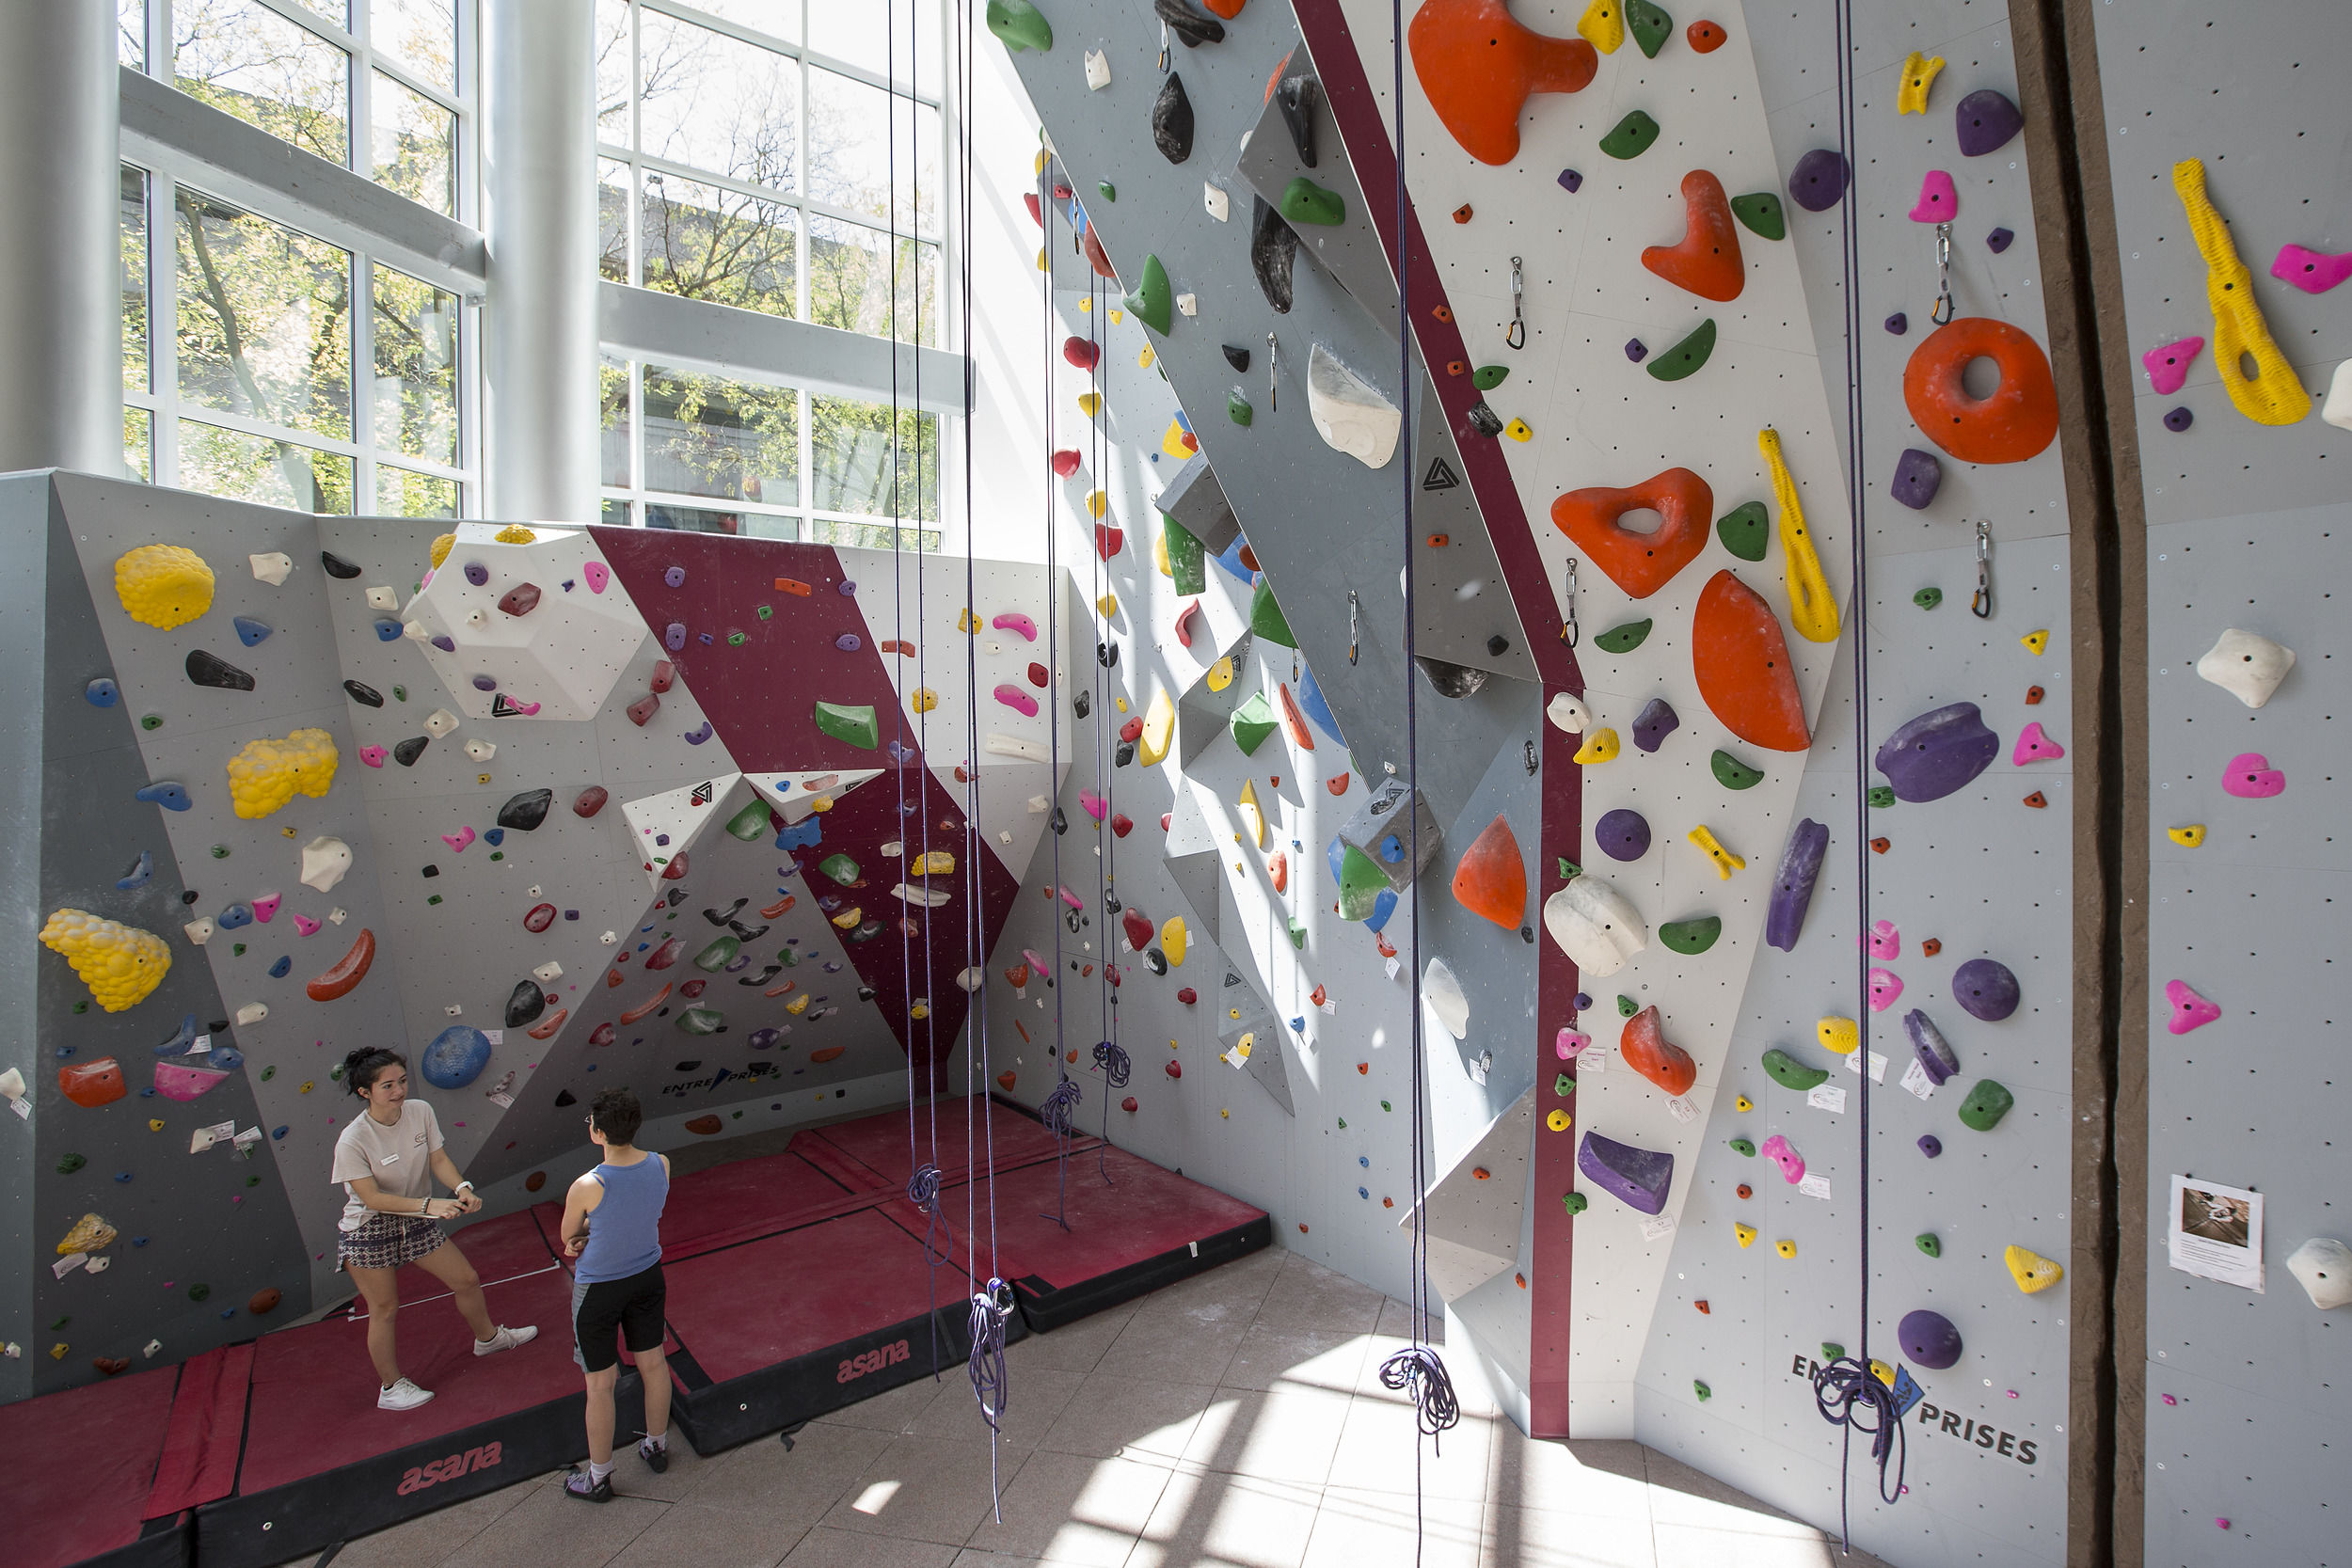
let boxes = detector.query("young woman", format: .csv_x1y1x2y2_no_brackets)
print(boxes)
330,1046,537,1411
558,1087,672,1501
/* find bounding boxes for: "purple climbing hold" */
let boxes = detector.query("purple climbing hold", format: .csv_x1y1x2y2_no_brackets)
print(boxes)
748,1027,781,1050
834,634,863,652
1788,148,1849,213
1884,311,1908,335
837,579,858,595
1625,339,1649,363
1899,1308,1964,1370
664,622,687,651
1889,448,1943,511
1631,697,1679,752
471,674,498,691
1764,817,1829,953
1951,957,2020,1022
1954,88,2024,157
431,635,455,653
1903,1008,1960,1085
1577,1130,1675,1215
683,721,713,746
1918,1134,1943,1158
1573,991,1593,1012
1987,227,2015,254
887,739,918,765
2163,406,2194,433
463,562,488,586
663,565,686,588
1595,808,1653,863
1558,168,1583,193
1874,702,1999,803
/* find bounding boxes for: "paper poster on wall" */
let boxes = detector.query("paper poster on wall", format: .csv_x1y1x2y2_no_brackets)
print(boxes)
2168,1174,2265,1292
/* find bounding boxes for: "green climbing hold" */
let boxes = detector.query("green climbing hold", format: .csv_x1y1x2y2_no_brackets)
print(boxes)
1337,843,1388,922
1616,994,1639,1018
56,1153,87,1175
776,945,800,967
1728,1137,1756,1157
1710,751,1764,792
188,1284,211,1303
1599,109,1661,160
1647,318,1716,381
1761,1047,1829,1091
1958,1078,2015,1132
1228,392,1253,426
1659,915,1722,954
1716,500,1770,561
1913,587,1943,610
814,701,880,750
1867,785,1896,808
693,936,740,972
210,846,229,859
1287,916,1308,950
1338,1117,1348,1129
1692,1379,1711,1402
1381,1100,1391,1111
1821,1341,1844,1362
1562,1192,1588,1215
726,800,772,841
260,1065,275,1082
675,1006,725,1036
1593,618,1652,654
1553,1071,1576,1097
984,0,1052,53
140,714,162,731
1557,857,1582,879
1916,1233,1942,1258
1165,516,1206,594
1229,691,1279,755
1279,176,1345,227
1626,0,1674,55
1249,578,1297,647
1124,253,1172,334
1730,192,1787,242
1471,364,1510,392
818,853,860,883
1097,180,1116,202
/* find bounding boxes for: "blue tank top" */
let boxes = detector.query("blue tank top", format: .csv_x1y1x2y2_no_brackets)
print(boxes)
576,1155,667,1285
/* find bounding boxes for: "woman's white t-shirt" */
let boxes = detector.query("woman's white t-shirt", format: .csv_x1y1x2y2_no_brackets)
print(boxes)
330,1101,443,1231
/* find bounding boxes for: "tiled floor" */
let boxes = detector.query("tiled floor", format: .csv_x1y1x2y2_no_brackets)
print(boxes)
292,1248,1891,1568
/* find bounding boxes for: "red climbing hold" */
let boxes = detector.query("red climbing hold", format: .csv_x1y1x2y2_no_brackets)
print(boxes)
1083,225,1117,281
1052,450,1082,478
628,693,660,727
1278,683,1316,751
497,582,542,617
661,851,690,880
1871,836,1891,853
1095,523,1124,561
1111,813,1134,837
58,1059,127,1108
1120,715,1144,742
306,928,376,1002
1550,467,1713,598
649,660,675,693
1028,661,1050,688
1165,1060,1183,1078
997,1070,1018,1091
1063,337,1102,371
1327,773,1349,795
1902,317,2060,465
524,903,557,933
1176,987,1197,1005
1692,570,1811,752
1174,598,1202,646
574,786,609,817
2023,791,2047,809
1408,0,1599,166
1024,191,1042,227
1121,908,1154,950
1687,18,1724,50
1450,814,1529,929
1270,852,1289,894
1621,1006,1698,1097
1642,170,1746,303
1122,1096,1139,1112
1921,938,1943,956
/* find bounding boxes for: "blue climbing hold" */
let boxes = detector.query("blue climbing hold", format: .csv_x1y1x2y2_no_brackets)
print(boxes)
1366,885,1399,932
684,721,714,745
233,615,272,647
217,903,253,930
1290,1016,1307,1034
483,828,505,847
420,1024,492,1089
373,619,403,641
86,678,119,707
135,782,192,812
272,1125,288,1139
152,1014,198,1056
117,850,153,891
1295,662,1343,745
775,816,823,852
266,955,291,978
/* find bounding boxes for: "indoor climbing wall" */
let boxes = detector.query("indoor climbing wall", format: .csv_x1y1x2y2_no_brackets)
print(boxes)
2085,4,2352,1561
5,470,1064,1397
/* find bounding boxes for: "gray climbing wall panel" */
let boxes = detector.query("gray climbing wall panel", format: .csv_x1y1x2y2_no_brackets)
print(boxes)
2085,4,2352,1562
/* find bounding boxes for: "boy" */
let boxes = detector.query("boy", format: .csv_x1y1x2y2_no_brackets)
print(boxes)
559,1088,672,1500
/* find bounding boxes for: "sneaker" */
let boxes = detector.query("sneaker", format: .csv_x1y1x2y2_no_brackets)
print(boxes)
473,1323,538,1356
377,1378,435,1412
564,1467,612,1503
638,1436,669,1474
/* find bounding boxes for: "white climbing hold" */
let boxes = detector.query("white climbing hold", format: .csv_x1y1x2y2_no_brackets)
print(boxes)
1203,182,1230,222
600,930,618,944
464,738,496,762
234,1002,268,1025
2194,627,2295,708
1546,692,1591,734
1308,343,1403,469
958,966,986,991
299,836,352,893
1084,48,1110,90
403,620,432,641
987,734,1049,764
532,960,564,984
2324,359,2352,432
1177,293,1199,317
1028,795,1052,814
2287,1237,2352,1309
423,708,461,738
248,552,293,586
183,917,215,945
1541,873,1650,977
365,585,400,610
1422,957,1470,1039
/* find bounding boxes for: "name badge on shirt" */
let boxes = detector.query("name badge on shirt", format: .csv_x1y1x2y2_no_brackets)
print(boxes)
379,1151,399,1164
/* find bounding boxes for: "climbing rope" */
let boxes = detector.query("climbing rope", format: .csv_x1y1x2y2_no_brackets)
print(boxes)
1087,238,1120,1191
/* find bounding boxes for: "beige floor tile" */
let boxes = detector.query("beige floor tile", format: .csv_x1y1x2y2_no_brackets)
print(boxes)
314,1476,539,1568
1007,1304,1139,1375
441,1481,668,1568
1326,1396,1494,1502
905,1367,1089,1450
1303,1484,1483,1568
1128,1467,1323,1568
601,1425,719,1504
961,1449,1176,1565
1375,1296,1445,1344
1486,1434,1655,1522
819,1433,1032,1545
1254,1254,1388,1335
811,1368,957,1434
779,1527,962,1566
1033,1373,1218,1462
1179,1385,1349,1488
1482,1504,1659,1568
1098,1307,1246,1386
685,1423,896,1526
1219,1323,1370,1395
605,1499,808,1568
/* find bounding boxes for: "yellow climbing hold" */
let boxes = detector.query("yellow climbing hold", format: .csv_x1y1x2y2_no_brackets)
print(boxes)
1206,654,1239,693
1818,1016,1859,1055
40,909,170,1012
1116,697,1129,713
149,1118,165,1132
1139,689,1176,766
1503,418,1534,443
114,544,215,630
1546,1108,1571,1132
1034,149,1049,175
958,608,981,632
2004,1243,2064,1293
1139,344,1155,369
1868,1359,1896,1386
912,849,955,876
1037,248,1049,273
493,523,537,544
1154,529,1172,577
1573,727,1620,765
1577,0,1624,53
1735,1223,1758,1248
2021,628,2049,656
1896,51,1945,115
1160,418,1194,459
1079,392,1103,418
1774,1239,1798,1259
787,992,812,1014
1759,428,1840,643
2172,158,2312,427
1087,489,1109,518
2168,824,2205,847
1686,825,1745,879
1096,593,1119,618
1161,914,1188,965
1110,309,1124,325
1239,779,1268,847
912,688,939,714
225,728,340,819
1735,1094,1753,1113
56,1213,118,1255
830,906,862,929
429,531,456,567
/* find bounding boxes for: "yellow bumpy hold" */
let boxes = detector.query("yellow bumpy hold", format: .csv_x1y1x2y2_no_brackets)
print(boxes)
1687,825,1744,879
114,544,215,629
1757,428,1840,643
1574,727,1620,765
1577,0,1624,53
2005,1243,2065,1293
225,728,340,819
1896,52,1945,115
56,1213,118,1255
2172,159,2312,426
911,850,955,876
1139,689,1175,766
429,531,456,567
1818,1016,1859,1055
493,524,537,544
40,909,171,1012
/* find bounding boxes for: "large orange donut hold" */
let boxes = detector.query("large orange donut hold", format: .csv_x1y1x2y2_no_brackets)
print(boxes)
1549,467,1714,599
1901,316,2060,465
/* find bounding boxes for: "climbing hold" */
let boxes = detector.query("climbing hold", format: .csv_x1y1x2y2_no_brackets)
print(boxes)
2171,160,2310,425
1761,1048,1828,1092
1578,1131,1674,1213
1631,698,1679,752
2164,978,2220,1035
1685,825,1742,879
1594,619,1652,654
305,929,376,1002
1896,51,1945,115
1550,467,1711,597
1422,958,1470,1040
1573,727,1619,766
1279,177,1344,227
984,0,1051,52
40,911,169,1012
1228,392,1253,426
1228,691,1279,757
1957,1079,2014,1132
2272,243,2352,295
115,544,215,629
1787,148,1849,212
813,702,880,750
1899,1309,1963,1370
2195,627,2295,708
1451,815,1528,929
2220,752,2285,800
2141,336,2204,395
1594,809,1651,863
419,1025,491,1091
1621,1007,1696,1097
1547,693,1591,735
1248,579,1298,649
1763,817,1828,952
1692,571,1810,752
1752,428,1839,642
1724,195,1785,248
1308,343,1402,469
2167,824,2204,848
1728,1139,1756,1158
1733,1222,1757,1248
1875,702,1998,802
295,836,352,895
1644,172,1744,301
1599,110,1661,160
1815,1016,1858,1057
1908,170,1959,224
1576,0,1624,51
1124,253,1172,335
1249,197,1299,314
1950,956,2020,1022
1152,73,1194,164
1889,448,1943,512
1621,0,1671,55
1407,0,1597,165
184,650,255,692
1905,1009,1960,1085
1710,502,1768,565
1647,319,1717,381
2286,1238,2352,1310
2162,406,2193,433
1954,88,2023,156
2012,721,2066,766
1904,317,2060,463
1987,227,2014,254
1912,589,1943,610
574,785,609,818
1759,1134,1804,1184
1542,871,1649,976
1659,915,1720,955
2003,1244,2063,1293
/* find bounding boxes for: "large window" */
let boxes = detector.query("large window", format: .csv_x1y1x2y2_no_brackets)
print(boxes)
596,0,945,345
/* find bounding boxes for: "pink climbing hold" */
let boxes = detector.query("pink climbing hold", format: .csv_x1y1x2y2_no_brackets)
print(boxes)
583,561,610,594
2141,336,2203,395
2221,752,2286,800
1079,789,1109,822
359,746,388,768
1909,170,1958,223
1173,598,1202,648
2269,244,2352,294
1866,919,1900,960
251,893,281,923
292,913,322,936
441,827,476,853
2012,721,2066,765
1058,886,1085,911
1760,1133,1805,1185
1555,1026,1589,1060
1868,968,1904,1012
2165,978,2220,1035
993,683,1040,718
993,611,1038,641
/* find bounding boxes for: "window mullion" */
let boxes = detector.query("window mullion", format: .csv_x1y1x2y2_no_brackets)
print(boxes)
153,168,181,489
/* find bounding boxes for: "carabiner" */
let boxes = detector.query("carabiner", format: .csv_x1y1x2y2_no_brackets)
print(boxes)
1506,256,1527,350
1930,223,1957,326
1347,590,1360,665
1266,331,1279,413
1970,519,1993,619
1559,558,1581,647
1157,21,1170,72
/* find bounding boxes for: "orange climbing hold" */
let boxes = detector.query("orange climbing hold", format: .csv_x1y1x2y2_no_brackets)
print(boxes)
1621,1006,1697,1097
305,928,377,1002
1686,18,1724,50
1450,814,1529,929
1692,570,1810,752
1642,170,1745,303
619,983,672,1024
1083,225,1116,280
1327,772,1349,795
1902,317,2060,465
1278,683,1315,750
58,1058,127,1109
1203,0,1244,17
1270,851,1289,893
1408,0,1599,166
1549,467,1713,598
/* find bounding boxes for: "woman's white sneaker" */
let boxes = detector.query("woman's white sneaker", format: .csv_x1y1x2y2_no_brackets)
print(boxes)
378,1378,435,1411
473,1323,538,1356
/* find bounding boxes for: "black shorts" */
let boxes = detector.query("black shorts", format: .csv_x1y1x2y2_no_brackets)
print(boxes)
571,1263,666,1373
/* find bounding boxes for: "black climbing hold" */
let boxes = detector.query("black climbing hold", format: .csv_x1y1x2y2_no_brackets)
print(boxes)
1486,635,1511,657
392,736,430,767
1153,0,1224,48
1144,947,1168,975
497,789,554,832
1464,402,1504,438
185,650,255,691
320,551,361,579
421,864,439,879
1073,690,1091,719
857,985,878,1002
1051,807,1069,835
1152,73,1195,165
554,1088,577,1107
1116,740,1137,767
1097,641,1118,668
1222,343,1252,372
505,979,547,1028
1416,656,1490,700
1250,197,1297,314
1277,74,1320,166
342,679,384,707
